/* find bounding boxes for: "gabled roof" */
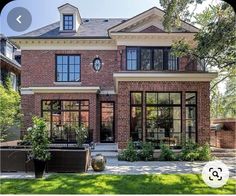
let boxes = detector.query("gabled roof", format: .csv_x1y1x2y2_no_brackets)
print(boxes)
58,3,79,11
11,6,198,39
108,7,199,34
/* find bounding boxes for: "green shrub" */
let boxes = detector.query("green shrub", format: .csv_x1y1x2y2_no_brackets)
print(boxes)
159,143,176,161
197,143,213,161
118,141,139,162
179,141,213,161
139,142,154,161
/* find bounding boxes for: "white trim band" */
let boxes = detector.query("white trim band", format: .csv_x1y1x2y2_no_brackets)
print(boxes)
21,86,100,94
113,72,218,92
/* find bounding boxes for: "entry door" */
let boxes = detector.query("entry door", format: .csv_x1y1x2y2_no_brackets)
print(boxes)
100,102,115,143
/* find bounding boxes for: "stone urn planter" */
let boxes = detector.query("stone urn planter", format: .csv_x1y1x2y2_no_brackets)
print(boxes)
91,154,106,172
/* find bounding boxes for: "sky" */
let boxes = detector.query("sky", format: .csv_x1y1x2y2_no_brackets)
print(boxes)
0,0,218,36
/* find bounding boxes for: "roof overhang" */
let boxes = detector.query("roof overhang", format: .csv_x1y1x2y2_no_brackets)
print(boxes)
110,32,196,46
113,72,218,92
21,86,100,94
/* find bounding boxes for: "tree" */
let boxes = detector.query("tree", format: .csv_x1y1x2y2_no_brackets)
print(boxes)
0,78,21,141
222,76,236,117
160,1,236,118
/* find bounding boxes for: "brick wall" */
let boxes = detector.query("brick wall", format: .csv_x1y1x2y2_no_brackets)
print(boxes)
117,81,210,149
210,119,236,149
21,50,120,90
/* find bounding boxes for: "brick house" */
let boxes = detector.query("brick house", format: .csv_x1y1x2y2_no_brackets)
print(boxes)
11,3,217,149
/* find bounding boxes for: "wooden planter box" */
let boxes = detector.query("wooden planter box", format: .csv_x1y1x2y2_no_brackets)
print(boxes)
0,147,90,173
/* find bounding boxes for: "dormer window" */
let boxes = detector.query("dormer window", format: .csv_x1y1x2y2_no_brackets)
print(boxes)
58,3,82,32
63,15,73,30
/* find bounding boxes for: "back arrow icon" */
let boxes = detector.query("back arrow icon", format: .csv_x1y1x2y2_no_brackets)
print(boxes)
16,15,22,24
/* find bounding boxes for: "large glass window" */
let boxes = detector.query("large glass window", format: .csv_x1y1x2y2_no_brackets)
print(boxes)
130,92,143,141
145,92,182,148
63,15,73,30
185,92,197,142
42,100,89,142
56,55,80,82
126,47,178,71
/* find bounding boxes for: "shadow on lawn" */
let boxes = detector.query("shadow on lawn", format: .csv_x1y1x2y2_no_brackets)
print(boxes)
0,174,236,194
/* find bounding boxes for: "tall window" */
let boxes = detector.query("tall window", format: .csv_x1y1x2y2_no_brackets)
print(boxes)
56,55,80,82
185,92,197,142
127,48,138,70
126,47,178,71
63,15,73,30
145,92,182,148
42,100,89,142
130,92,143,141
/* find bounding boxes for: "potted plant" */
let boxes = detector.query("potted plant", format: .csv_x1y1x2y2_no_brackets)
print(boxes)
26,116,50,178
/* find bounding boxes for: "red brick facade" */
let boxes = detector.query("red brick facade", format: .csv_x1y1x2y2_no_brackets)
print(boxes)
20,47,212,148
21,50,120,90
210,119,236,149
117,81,210,149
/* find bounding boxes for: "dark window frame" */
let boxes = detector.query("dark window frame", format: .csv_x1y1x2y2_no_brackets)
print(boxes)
55,54,81,82
185,92,198,142
130,91,143,141
41,99,89,143
126,47,179,71
145,91,182,148
63,14,73,30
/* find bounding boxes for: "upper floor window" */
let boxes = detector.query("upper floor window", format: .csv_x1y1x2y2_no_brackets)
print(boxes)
63,15,73,30
56,55,80,82
126,47,178,71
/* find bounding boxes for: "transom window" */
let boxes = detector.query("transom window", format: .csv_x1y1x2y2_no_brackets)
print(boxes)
63,15,73,30
56,55,80,82
42,100,89,142
126,47,178,71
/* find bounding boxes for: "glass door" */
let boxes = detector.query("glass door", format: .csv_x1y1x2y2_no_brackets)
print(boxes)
100,102,115,143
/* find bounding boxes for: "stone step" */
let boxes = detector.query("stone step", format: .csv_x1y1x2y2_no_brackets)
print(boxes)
211,148,236,153
93,143,118,151
91,151,118,158
212,152,236,157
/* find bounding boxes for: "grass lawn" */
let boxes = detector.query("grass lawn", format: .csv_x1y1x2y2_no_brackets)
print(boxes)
0,174,235,194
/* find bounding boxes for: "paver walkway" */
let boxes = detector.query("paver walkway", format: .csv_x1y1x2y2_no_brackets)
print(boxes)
1,157,235,179
88,157,236,177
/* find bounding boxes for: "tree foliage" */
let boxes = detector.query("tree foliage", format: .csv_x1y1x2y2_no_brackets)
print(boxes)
160,1,236,118
0,79,21,141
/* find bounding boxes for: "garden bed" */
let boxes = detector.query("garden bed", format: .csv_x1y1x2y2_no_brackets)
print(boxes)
0,146,90,173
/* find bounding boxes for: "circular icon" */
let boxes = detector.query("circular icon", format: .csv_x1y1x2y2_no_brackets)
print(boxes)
202,160,229,188
7,7,32,32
